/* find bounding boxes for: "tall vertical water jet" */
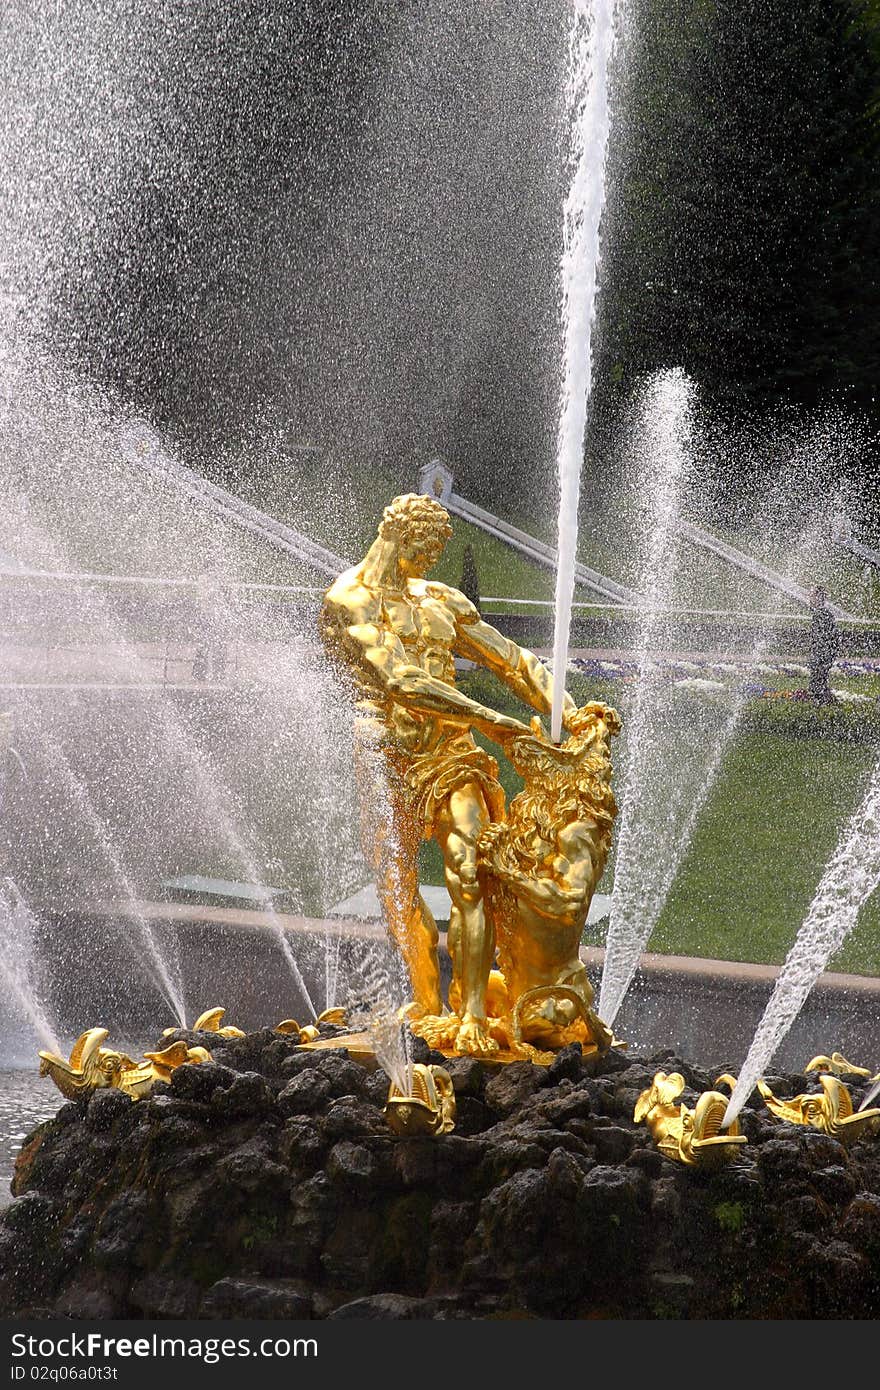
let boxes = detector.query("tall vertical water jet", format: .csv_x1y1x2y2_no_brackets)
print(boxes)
723,763,880,1127
550,0,617,744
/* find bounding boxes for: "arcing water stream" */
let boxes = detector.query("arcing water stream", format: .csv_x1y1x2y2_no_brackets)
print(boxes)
597,371,695,1025
550,0,617,744
0,878,60,1055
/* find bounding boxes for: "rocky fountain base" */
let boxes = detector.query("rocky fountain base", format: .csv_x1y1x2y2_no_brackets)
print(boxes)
3,1027,880,1320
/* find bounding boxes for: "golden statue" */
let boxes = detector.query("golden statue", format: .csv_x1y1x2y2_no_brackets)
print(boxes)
321,492,586,1057
384,1063,457,1137
415,701,619,1058
39,1029,212,1101
804,1052,877,1079
634,1071,747,1168
757,1075,880,1145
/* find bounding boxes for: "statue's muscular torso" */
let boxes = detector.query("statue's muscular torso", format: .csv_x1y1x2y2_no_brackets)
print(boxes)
322,572,479,758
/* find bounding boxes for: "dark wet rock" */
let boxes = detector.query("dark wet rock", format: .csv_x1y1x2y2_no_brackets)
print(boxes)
810,1164,858,1206
9,1037,880,1319
213,1141,289,1198
444,1056,486,1097
277,1070,333,1116
278,1116,326,1171
393,1137,439,1189
364,1069,395,1106
260,1037,306,1075
810,1239,872,1309
211,1071,274,1118
312,1057,371,1100
841,1192,880,1256
450,1095,491,1135
757,1136,811,1184
321,1096,386,1141
56,1273,122,1320
328,1292,433,1318
408,1035,449,1067
327,1140,386,1192
625,1144,664,1178
541,1043,585,1085
537,1083,593,1127
130,1273,202,1318
648,1270,696,1319
169,1061,235,1101
800,1130,848,1168
427,1199,479,1283
781,1193,829,1233
593,1124,636,1164
85,1088,137,1133
92,1191,154,1270
201,1278,312,1319
279,1050,326,1078
483,1062,541,1115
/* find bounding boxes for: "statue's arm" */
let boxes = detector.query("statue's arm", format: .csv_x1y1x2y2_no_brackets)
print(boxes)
490,866,585,915
439,590,577,725
342,618,531,742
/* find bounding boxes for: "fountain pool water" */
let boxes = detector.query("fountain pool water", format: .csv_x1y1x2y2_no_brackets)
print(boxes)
0,1068,56,1209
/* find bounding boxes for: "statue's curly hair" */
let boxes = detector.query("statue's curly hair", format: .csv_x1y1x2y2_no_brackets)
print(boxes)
378,493,453,547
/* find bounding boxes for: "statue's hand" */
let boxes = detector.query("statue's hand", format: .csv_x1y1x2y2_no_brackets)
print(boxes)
477,822,507,862
492,713,532,744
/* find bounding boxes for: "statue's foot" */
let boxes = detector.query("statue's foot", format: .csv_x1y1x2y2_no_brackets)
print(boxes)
410,1013,461,1050
454,1015,500,1057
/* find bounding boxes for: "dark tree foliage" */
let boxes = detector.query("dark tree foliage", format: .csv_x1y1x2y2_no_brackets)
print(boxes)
602,0,880,426
458,542,482,613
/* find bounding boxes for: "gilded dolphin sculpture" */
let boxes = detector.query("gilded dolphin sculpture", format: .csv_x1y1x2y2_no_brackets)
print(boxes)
38,1029,130,1100
804,1052,877,1079
276,1007,349,1042
384,1063,456,1137
191,1008,246,1038
39,1030,212,1101
634,1071,747,1168
757,1074,880,1144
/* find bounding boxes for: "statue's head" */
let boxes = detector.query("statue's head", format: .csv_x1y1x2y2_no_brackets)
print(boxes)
379,493,453,577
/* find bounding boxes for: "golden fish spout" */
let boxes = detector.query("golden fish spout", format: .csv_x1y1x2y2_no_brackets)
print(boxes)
758,1074,880,1145
274,1007,347,1042
274,1019,303,1037
634,1071,747,1169
38,1029,127,1101
804,1052,875,1078
317,1007,348,1028
384,1063,456,1138
190,1008,246,1038
39,1029,213,1102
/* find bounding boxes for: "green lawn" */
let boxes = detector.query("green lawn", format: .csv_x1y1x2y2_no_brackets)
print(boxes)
650,731,880,974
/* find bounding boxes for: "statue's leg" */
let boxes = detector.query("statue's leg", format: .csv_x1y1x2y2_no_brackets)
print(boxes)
434,782,498,1055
